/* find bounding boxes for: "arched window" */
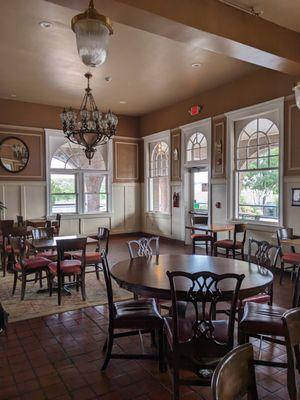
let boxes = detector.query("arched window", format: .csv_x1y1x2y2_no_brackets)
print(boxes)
51,142,106,170
235,117,280,222
149,140,170,213
49,142,108,215
186,132,207,162
236,118,279,171
150,141,169,177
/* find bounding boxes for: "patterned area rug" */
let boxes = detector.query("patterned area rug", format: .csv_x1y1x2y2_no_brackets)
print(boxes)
0,270,131,323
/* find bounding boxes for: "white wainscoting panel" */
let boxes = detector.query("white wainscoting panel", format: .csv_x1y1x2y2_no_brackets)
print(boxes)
0,180,141,235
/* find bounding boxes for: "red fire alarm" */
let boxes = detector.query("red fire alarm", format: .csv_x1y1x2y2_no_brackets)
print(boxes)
189,105,203,116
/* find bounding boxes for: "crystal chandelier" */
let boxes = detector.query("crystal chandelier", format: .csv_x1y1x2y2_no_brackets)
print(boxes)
71,0,113,68
60,72,118,163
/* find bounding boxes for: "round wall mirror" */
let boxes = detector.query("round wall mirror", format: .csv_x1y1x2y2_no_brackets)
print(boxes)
0,137,29,173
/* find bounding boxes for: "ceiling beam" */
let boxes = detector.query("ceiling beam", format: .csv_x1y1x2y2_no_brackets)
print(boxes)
46,0,300,75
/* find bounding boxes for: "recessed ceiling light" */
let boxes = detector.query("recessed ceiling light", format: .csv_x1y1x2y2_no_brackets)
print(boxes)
39,21,53,29
191,63,202,68
119,100,127,104
105,76,112,82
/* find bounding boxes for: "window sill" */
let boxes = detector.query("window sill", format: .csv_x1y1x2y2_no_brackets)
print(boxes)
146,211,171,218
230,219,281,233
47,212,112,220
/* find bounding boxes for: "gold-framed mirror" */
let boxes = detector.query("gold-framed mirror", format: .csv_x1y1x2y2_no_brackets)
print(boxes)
0,137,29,173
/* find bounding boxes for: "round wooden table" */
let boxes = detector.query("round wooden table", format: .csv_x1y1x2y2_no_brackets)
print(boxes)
111,254,273,300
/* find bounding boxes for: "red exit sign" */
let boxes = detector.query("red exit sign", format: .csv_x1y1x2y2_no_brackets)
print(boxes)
189,105,203,116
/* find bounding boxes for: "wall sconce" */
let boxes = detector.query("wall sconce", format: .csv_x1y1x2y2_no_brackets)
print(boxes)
293,82,300,109
173,148,179,161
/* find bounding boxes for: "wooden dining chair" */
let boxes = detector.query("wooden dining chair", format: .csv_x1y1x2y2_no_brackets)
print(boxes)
239,263,300,368
165,270,245,399
71,227,110,280
51,213,61,236
100,250,165,372
282,308,300,400
31,227,57,261
214,223,247,259
127,236,159,259
189,214,213,255
211,343,258,400
16,215,25,227
10,236,51,300
48,237,87,306
0,220,15,276
239,238,280,307
277,227,300,284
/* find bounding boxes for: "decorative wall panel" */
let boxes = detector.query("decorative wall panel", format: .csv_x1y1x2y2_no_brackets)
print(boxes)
0,126,44,180
212,116,226,178
113,139,140,182
285,98,300,175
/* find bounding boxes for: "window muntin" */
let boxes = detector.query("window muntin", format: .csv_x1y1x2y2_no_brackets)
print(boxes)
186,132,207,162
149,141,170,213
49,142,109,215
235,118,280,223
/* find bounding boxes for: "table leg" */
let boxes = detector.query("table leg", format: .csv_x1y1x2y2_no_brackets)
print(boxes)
213,232,217,256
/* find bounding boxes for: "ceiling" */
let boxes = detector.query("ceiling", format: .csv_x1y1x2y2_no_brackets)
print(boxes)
236,0,300,33
0,0,260,116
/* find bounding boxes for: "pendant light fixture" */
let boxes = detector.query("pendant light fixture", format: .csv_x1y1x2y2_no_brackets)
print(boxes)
71,0,113,68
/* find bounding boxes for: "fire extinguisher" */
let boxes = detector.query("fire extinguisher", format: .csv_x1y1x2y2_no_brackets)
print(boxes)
173,192,180,208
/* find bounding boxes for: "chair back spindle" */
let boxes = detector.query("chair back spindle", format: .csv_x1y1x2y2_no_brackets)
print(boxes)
127,237,159,259
247,238,280,269
32,227,54,240
97,227,110,254
101,250,114,325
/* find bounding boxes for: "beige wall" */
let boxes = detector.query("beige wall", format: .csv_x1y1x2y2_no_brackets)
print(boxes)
0,99,140,138
139,70,298,137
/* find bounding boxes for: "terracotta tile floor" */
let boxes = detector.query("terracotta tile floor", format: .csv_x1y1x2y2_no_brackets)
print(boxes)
0,236,295,399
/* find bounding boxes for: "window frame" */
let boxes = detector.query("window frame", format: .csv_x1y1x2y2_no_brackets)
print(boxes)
45,129,112,217
226,98,284,228
144,130,171,215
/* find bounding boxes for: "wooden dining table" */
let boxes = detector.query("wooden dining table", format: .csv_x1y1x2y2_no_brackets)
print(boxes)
26,218,47,228
185,223,235,242
111,254,273,301
29,235,97,251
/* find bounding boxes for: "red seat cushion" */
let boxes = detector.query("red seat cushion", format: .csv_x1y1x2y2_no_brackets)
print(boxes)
282,252,300,264
39,250,58,261
215,239,243,249
240,293,271,307
15,256,51,271
72,251,101,264
49,260,82,275
240,302,286,337
191,234,213,240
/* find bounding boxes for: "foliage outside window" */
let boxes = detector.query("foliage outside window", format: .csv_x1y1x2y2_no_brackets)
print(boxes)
49,142,108,214
235,118,280,223
186,132,207,162
149,141,170,213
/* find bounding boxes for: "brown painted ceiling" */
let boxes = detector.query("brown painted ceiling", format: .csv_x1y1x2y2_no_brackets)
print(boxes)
0,0,260,116
237,0,300,33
